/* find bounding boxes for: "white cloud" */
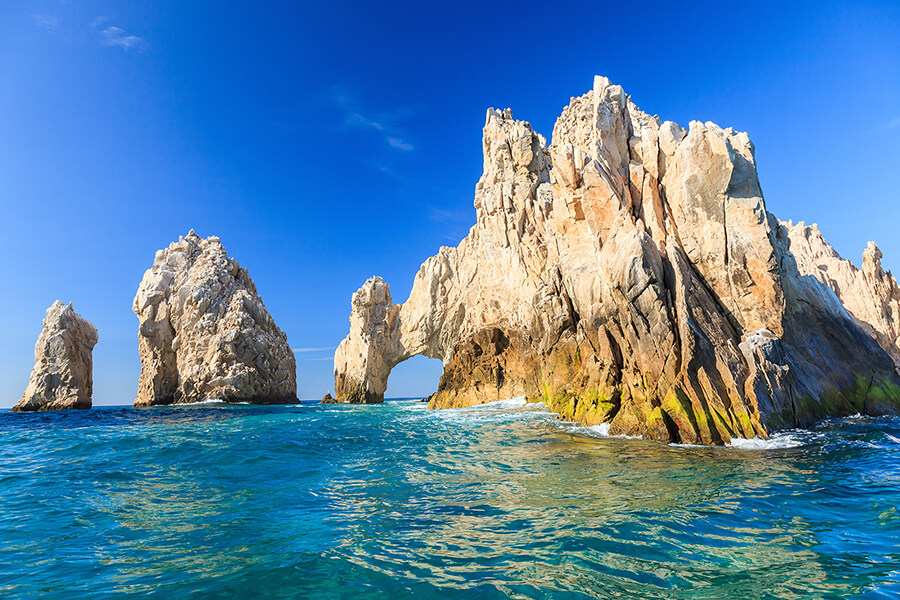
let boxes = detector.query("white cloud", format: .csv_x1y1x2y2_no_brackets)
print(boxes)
100,25,146,50
345,112,385,131
882,116,900,130
32,14,59,30
387,136,414,151
333,90,415,153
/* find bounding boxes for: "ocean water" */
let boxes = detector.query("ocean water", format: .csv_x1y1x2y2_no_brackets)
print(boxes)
1,399,899,599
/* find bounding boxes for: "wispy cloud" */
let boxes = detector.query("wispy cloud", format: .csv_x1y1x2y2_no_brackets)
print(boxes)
292,347,334,353
882,116,900,130
333,90,415,152
387,137,414,151
101,26,146,50
32,14,59,31
91,17,146,51
427,206,475,243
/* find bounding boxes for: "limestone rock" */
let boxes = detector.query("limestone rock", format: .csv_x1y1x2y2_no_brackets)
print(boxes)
782,220,900,370
321,392,337,403
133,230,296,406
333,76,900,443
14,301,98,412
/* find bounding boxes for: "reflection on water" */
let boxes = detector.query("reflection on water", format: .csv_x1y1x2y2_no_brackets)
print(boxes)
0,400,898,599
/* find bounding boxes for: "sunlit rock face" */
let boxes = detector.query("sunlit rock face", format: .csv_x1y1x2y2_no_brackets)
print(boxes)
333,76,900,444
133,231,296,406
783,220,900,370
14,301,98,412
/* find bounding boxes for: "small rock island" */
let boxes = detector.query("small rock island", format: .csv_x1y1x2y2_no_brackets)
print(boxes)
133,230,297,406
14,301,98,412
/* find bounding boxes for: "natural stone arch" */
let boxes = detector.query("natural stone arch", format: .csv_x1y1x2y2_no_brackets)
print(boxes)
333,76,900,445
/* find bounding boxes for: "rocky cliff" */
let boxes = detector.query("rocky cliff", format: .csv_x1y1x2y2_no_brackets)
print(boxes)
14,301,98,411
333,76,900,444
783,220,900,369
133,231,296,406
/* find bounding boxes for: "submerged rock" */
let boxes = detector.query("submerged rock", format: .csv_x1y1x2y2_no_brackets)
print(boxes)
14,301,98,411
133,231,297,406
333,76,900,444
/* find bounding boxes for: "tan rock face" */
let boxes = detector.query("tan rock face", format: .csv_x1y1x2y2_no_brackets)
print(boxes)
334,76,900,444
782,220,900,369
133,231,296,406
14,301,98,412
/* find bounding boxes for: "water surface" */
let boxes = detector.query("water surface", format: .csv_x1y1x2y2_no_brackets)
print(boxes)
1,398,898,599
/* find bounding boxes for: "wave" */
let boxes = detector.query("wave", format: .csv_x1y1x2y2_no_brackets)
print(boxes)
433,396,548,425
470,396,527,409
174,398,251,407
728,431,806,449
561,421,642,440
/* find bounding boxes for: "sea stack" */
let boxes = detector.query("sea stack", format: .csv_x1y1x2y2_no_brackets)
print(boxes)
333,75,900,444
14,301,98,412
133,230,297,406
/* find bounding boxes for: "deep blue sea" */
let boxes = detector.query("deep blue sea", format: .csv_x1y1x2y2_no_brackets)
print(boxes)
1,398,899,599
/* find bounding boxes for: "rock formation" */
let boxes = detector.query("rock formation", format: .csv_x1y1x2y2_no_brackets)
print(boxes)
14,301,98,412
133,231,297,406
783,220,900,370
333,76,900,444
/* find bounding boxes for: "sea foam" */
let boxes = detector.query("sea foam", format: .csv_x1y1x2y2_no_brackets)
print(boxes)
728,432,806,449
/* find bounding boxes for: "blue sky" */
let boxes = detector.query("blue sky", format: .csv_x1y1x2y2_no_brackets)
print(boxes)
1,1,898,407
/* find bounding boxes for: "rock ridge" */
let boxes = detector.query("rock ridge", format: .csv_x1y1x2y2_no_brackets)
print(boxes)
333,76,900,444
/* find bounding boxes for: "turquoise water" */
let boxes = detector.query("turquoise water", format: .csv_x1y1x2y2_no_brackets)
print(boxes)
1,398,899,599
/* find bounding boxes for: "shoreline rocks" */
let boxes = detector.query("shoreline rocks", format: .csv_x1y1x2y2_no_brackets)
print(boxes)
133,230,297,406
14,301,98,412
333,75,900,444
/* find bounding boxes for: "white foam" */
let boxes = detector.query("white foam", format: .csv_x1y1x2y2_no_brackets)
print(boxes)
728,432,805,449
476,396,527,409
177,398,251,407
563,422,642,440
434,396,546,424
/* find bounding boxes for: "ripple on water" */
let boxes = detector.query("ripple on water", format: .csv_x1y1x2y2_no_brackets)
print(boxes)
0,401,898,599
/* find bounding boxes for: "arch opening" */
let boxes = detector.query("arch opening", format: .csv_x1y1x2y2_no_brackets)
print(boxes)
384,354,444,401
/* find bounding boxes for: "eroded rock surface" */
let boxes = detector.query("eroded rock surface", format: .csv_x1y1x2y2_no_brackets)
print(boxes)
14,301,98,411
334,76,900,444
133,231,296,406
783,220,900,370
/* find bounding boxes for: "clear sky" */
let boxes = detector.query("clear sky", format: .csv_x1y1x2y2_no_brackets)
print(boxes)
1,1,898,407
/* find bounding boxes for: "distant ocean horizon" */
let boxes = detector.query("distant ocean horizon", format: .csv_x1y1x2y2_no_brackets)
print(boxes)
1,398,898,598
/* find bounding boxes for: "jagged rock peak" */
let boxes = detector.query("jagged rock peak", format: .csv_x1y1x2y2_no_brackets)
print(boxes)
333,76,900,444
14,301,98,412
133,231,297,406
782,220,900,369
